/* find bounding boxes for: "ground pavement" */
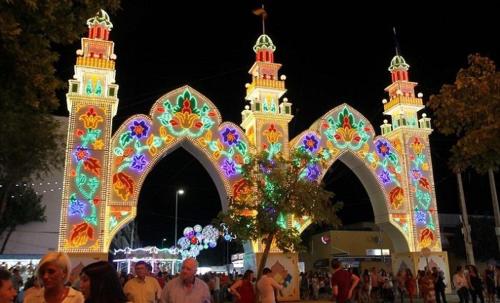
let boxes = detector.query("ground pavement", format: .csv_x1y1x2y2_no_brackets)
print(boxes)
298,293,461,303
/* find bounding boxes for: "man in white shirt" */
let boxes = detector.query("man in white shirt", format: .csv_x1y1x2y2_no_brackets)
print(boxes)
160,258,211,303
124,261,162,303
257,268,283,303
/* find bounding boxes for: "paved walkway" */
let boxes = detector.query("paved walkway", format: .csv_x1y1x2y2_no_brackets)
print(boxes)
297,293,460,302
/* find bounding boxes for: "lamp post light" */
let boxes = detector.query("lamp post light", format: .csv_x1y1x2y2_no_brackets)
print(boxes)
174,189,184,248
161,238,167,248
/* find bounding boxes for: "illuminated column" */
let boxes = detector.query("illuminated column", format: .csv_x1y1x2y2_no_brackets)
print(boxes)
240,34,293,158
58,10,119,258
381,53,442,252
382,53,449,289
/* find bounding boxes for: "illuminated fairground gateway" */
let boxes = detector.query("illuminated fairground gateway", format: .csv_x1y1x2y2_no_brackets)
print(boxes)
58,10,450,299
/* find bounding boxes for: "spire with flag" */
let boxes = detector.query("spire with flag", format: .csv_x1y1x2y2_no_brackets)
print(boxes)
393,27,401,56
253,5,267,34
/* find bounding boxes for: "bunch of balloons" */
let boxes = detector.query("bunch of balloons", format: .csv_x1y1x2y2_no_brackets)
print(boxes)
174,223,236,259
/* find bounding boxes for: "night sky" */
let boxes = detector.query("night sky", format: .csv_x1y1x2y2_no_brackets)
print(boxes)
56,1,500,264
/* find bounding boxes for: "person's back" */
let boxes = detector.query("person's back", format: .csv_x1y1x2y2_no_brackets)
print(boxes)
331,269,352,303
257,270,282,303
237,279,255,303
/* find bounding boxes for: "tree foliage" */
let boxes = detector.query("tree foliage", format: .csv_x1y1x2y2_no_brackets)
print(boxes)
449,216,500,261
0,1,120,220
0,182,47,253
218,149,342,276
428,54,500,173
0,0,120,111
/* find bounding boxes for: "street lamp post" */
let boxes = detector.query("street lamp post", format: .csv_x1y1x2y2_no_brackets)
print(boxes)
174,189,184,248
161,238,167,248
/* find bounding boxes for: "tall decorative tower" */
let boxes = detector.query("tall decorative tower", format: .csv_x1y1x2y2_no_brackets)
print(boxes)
241,29,293,157
381,50,449,285
58,10,119,259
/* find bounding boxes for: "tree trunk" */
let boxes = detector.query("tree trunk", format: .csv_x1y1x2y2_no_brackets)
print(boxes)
456,172,475,265
0,226,15,254
0,181,14,223
254,232,276,303
488,169,500,253
257,232,275,280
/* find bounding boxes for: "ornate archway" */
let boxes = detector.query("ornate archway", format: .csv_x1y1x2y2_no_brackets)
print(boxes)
58,11,446,278
105,86,253,249
289,104,440,253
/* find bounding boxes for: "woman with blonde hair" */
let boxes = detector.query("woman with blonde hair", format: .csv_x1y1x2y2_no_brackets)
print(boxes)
24,252,84,303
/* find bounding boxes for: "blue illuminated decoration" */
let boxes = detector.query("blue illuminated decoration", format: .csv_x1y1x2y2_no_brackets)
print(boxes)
131,154,148,171
303,134,320,152
129,120,150,139
379,170,392,185
69,194,86,217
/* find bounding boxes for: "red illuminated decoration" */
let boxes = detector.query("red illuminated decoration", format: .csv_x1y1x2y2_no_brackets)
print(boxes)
112,172,134,201
69,222,94,248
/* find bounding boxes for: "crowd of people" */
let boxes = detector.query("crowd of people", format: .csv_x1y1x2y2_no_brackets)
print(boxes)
0,251,285,303
299,262,500,303
2,252,500,303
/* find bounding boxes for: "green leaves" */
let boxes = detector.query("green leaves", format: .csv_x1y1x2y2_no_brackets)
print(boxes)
218,149,342,251
428,54,500,173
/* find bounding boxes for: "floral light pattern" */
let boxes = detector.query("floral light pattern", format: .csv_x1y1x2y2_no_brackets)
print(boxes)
408,136,437,248
65,105,107,250
298,105,407,233
110,88,250,208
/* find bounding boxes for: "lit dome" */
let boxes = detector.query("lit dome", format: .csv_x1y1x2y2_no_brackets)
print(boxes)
253,34,276,52
388,55,410,72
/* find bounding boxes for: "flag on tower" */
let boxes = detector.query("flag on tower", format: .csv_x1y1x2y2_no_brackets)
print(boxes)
253,7,268,19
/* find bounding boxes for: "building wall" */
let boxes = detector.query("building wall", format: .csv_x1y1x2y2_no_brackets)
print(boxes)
2,116,68,254
301,230,394,272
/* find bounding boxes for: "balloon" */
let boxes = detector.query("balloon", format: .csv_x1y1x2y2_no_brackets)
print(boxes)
194,224,202,232
183,227,194,237
177,237,190,250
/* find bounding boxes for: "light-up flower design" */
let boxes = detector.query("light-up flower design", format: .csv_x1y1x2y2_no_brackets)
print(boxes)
303,135,319,152
221,159,237,177
79,107,103,129
131,154,148,171
74,146,90,161
69,194,86,217
389,187,404,209
411,169,422,181
411,137,424,155
112,172,134,201
375,140,391,158
69,222,94,247
306,164,321,181
221,128,239,146
415,210,427,225
263,124,282,144
233,179,252,202
323,107,370,150
379,170,391,185
419,227,434,248
130,120,149,139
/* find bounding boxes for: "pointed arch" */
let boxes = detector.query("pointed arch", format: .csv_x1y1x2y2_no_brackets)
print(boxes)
104,86,253,249
290,104,413,252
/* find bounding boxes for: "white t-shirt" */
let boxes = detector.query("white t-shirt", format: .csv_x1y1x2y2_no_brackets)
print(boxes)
160,277,211,303
23,287,84,303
